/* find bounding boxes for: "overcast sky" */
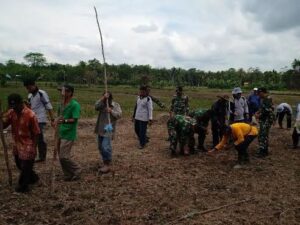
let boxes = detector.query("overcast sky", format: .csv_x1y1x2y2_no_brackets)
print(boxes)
0,0,299,71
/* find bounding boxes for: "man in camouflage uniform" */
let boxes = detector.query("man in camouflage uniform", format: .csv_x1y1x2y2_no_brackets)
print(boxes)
146,86,165,109
167,86,189,144
170,86,189,115
168,114,196,156
255,87,275,157
189,109,211,152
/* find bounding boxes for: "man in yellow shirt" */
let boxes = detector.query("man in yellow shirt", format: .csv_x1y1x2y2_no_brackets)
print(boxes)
209,123,258,168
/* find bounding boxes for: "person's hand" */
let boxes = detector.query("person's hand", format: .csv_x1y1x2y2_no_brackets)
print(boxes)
148,120,153,126
106,107,112,113
131,117,135,122
50,120,56,128
245,114,249,120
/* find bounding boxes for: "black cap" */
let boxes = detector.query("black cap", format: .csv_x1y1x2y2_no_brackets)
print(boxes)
257,87,267,93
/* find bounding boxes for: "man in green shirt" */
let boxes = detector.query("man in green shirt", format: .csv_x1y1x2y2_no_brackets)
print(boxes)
56,85,81,181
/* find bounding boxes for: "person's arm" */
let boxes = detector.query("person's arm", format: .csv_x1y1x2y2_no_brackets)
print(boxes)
148,98,153,125
214,135,229,151
31,115,41,149
1,110,12,129
132,98,137,121
95,99,106,111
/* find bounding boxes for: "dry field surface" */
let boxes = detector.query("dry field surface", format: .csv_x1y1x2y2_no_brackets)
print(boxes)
0,115,299,225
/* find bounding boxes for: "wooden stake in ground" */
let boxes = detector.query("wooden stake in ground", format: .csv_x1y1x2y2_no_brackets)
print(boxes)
50,87,65,193
0,100,12,186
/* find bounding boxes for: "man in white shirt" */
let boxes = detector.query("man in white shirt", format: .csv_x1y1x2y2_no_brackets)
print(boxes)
132,86,153,149
230,87,249,123
276,103,292,129
23,79,55,162
292,103,300,148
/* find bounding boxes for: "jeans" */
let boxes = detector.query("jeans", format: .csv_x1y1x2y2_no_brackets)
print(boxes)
134,120,148,147
38,123,47,160
97,135,112,162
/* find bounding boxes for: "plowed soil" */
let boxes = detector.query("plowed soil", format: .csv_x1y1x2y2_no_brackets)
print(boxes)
0,115,299,225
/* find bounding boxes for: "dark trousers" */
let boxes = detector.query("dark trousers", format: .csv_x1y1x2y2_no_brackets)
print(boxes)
37,123,47,160
235,135,257,163
14,155,39,190
197,129,206,149
292,128,299,148
278,112,292,128
134,120,148,147
211,122,224,147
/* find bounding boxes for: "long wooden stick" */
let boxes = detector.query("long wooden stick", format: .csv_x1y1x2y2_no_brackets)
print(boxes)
94,6,111,125
166,198,254,225
50,87,65,193
0,101,12,186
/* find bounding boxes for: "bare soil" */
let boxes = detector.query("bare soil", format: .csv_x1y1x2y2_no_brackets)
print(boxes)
0,115,299,225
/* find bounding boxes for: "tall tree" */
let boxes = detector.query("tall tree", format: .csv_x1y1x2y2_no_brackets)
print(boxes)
24,52,46,67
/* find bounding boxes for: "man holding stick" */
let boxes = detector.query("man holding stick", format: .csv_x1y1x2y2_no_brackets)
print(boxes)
1,94,40,193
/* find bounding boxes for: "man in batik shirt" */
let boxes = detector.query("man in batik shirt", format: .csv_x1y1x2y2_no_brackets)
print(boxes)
2,93,40,193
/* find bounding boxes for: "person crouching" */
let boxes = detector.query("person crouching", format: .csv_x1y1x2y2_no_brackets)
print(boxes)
209,123,258,169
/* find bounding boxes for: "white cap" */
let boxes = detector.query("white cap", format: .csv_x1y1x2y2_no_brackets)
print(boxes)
253,87,258,91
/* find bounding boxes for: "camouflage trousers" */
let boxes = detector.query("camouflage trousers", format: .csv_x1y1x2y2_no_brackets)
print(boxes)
167,118,195,154
258,120,272,155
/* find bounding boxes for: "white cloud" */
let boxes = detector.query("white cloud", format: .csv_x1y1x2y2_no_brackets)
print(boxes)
0,0,299,71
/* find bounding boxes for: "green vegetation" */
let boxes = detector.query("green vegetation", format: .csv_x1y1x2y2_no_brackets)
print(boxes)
0,52,300,90
1,83,299,118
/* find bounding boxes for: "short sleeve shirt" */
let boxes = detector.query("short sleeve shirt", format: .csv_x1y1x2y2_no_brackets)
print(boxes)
28,89,53,123
59,99,81,140
5,106,40,160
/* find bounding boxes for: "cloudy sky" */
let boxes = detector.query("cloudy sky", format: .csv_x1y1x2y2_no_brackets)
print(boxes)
0,0,299,71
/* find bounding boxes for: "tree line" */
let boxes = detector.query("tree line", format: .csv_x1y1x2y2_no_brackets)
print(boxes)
1,52,300,89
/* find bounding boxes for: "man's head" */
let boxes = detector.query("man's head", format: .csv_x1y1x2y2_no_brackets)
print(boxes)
217,94,229,103
176,86,183,96
7,93,24,113
253,87,258,94
58,84,74,97
232,87,242,99
103,91,113,104
23,79,37,93
139,85,147,97
257,87,267,98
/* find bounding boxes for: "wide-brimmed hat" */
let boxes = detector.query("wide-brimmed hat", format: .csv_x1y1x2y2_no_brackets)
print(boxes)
217,94,229,101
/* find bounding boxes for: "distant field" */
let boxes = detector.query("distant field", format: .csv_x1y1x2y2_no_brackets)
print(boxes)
0,82,299,117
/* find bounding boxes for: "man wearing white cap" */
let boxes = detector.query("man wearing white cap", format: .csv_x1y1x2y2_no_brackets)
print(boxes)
230,87,249,123
276,103,292,129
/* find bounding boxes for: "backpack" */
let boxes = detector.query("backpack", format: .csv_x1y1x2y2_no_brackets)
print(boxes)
28,90,48,107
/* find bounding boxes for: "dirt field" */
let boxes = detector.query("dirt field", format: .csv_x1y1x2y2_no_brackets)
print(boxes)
0,115,299,225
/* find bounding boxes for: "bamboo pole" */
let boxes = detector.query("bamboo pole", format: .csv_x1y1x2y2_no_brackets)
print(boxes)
0,100,12,186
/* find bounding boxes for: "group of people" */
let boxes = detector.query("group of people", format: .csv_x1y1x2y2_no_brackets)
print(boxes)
166,86,299,169
1,80,299,193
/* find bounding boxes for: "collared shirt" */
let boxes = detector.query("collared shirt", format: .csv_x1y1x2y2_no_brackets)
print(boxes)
215,123,258,150
232,97,249,121
4,106,40,160
28,89,53,123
